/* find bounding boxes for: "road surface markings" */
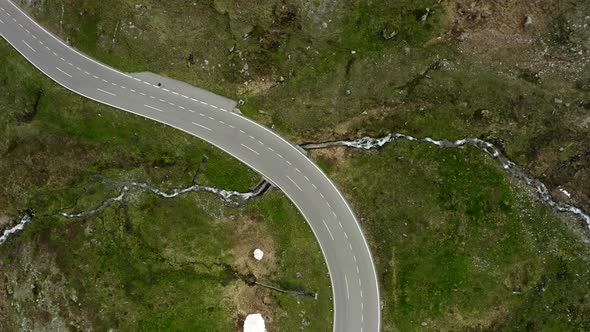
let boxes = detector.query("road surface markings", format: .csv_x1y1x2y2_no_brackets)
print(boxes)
228,124,235,129
218,120,225,125
101,79,108,83
18,23,22,28
84,71,90,75
55,66,72,78
295,168,301,173
248,135,255,140
311,183,317,190
133,77,141,82
239,129,245,134
144,104,164,113
207,116,214,120
162,88,170,92
286,160,292,166
22,40,35,52
171,91,179,96
158,99,166,103
0,18,5,24
139,92,147,96
92,75,99,79
344,275,350,300
168,102,175,106
241,144,260,156
343,231,349,239
179,106,185,110
97,88,116,96
322,219,335,241
267,147,274,152
188,109,195,113
286,175,303,191
52,51,58,56
191,122,212,131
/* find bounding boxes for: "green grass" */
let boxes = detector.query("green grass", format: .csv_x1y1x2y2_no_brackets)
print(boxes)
0,38,331,331
8,0,590,330
317,141,590,330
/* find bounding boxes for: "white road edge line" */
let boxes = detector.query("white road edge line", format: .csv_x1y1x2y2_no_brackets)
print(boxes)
144,104,164,113
191,122,212,131
241,144,260,156
55,66,72,78
286,175,303,191
96,88,116,96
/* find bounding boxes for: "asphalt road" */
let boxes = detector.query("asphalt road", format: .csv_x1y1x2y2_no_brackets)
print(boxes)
0,1,380,330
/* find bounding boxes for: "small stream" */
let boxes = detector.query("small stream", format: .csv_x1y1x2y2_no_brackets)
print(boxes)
302,133,590,231
1,177,270,245
2,133,589,246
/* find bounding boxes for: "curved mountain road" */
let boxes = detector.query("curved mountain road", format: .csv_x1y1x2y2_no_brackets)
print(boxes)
0,1,380,330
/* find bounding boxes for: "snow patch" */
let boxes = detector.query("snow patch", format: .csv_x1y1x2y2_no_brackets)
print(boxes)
244,314,267,332
0,214,32,245
253,248,264,261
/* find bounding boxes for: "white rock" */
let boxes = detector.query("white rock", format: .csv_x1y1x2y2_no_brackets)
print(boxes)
244,313,267,332
253,248,264,261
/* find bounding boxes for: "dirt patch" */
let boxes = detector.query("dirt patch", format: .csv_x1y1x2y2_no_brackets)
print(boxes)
310,146,351,168
231,215,277,279
238,76,279,96
447,0,558,67
227,282,274,332
0,215,12,229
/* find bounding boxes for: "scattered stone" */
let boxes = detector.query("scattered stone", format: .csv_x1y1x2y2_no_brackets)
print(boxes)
351,50,357,55
382,29,397,40
524,16,533,29
322,22,328,28
404,47,411,56
421,321,428,327
554,98,563,104
253,248,264,261
362,111,368,115
346,89,351,96
457,31,468,41
480,10,492,18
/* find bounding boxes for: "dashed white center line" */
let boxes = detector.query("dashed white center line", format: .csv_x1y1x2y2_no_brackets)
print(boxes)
0,18,4,24
22,40,35,52
312,184,317,190
228,124,235,129
162,88,170,92
97,88,116,96
55,66,72,78
191,122,212,131
133,78,141,82
344,275,350,300
144,104,164,112
188,109,195,113
286,175,303,191
84,71,90,75
322,219,335,241
286,160,293,166
241,144,260,156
